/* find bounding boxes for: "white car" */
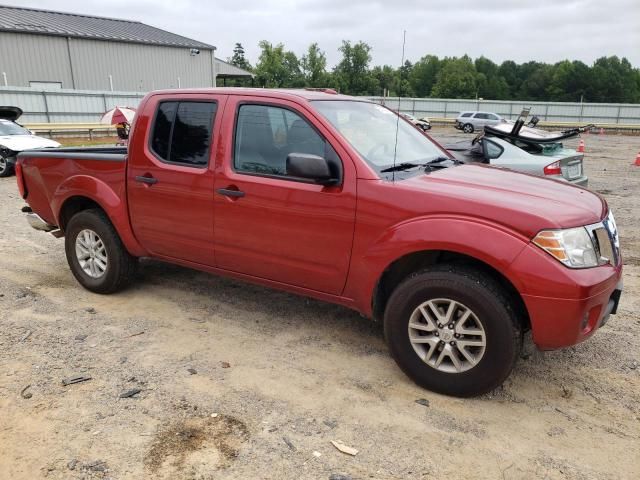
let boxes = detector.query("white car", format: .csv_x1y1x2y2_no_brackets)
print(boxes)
446,135,588,187
0,107,60,177
400,113,431,131
454,111,506,133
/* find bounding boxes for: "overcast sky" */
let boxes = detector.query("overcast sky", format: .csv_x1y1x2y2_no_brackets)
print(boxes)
5,0,640,67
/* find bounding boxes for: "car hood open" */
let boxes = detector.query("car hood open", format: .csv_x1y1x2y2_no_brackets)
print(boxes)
0,135,61,152
0,106,23,121
405,164,605,238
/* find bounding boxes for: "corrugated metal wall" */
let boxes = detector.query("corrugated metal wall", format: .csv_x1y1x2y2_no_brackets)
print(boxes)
0,32,214,91
1,87,638,124
0,32,74,87
67,37,214,91
368,97,640,124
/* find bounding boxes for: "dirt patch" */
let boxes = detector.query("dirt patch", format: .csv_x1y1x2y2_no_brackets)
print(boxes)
145,415,249,477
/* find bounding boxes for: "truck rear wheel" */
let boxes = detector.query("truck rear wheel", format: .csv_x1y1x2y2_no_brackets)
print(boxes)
384,265,522,397
65,209,137,294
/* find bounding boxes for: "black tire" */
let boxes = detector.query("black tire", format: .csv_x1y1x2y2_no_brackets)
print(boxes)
384,265,522,397
65,209,137,294
462,123,474,134
0,157,14,177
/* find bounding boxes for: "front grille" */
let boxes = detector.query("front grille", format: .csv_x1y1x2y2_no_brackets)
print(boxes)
586,210,620,266
603,211,621,265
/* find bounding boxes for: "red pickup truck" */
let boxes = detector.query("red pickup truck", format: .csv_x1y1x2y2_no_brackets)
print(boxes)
16,88,623,397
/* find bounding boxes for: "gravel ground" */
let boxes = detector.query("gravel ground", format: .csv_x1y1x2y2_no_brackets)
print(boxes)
1,128,639,479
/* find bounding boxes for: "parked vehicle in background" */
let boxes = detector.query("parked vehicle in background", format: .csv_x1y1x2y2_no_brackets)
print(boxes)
455,111,506,133
400,113,431,131
446,135,588,186
16,88,622,397
0,106,60,177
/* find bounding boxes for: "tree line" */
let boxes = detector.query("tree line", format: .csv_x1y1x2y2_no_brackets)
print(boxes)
226,41,640,103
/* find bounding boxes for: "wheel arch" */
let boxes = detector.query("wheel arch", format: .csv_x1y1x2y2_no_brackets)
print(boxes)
53,177,147,257
371,249,530,332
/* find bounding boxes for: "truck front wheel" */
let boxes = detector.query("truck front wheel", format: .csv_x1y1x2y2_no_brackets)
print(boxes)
65,209,137,294
384,265,522,397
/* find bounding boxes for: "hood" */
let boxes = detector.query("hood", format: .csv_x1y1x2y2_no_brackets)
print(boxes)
0,134,61,152
0,106,23,121
404,164,605,238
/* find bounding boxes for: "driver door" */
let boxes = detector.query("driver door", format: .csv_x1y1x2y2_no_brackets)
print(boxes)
213,97,357,295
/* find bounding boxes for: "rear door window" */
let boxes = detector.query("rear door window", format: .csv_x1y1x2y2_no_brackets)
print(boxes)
150,101,217,167
474,113,489,119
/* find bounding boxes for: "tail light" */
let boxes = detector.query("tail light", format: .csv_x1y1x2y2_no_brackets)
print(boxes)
544,160,562,176
15,161,27,198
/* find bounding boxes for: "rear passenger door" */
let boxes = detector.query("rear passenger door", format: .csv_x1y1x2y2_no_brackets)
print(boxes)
485,113,501,126
473,113,489,129
212,97,357,295
128,95,225,265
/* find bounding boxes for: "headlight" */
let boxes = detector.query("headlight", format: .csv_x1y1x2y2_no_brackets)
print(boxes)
533,227,599,268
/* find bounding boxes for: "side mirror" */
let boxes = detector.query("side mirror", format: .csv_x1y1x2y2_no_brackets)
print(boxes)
286,153,336,185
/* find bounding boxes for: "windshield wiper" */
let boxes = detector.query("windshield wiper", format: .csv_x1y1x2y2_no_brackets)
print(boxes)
426,156,461,165
380,162,423,173
380,156,457,173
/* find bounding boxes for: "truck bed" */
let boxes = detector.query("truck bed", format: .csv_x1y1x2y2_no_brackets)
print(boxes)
17,146,128,228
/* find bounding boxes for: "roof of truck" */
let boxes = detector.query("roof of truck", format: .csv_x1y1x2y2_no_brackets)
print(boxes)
147,88,368,102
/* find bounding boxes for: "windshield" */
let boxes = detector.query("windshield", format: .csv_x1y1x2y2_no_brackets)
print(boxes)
312,101,445,173
0,120,30,136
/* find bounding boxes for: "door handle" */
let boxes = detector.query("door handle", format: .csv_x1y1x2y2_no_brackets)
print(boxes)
135,175,158,185
216,188,245,198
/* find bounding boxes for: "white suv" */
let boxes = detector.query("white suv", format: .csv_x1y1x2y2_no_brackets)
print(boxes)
455,111,505,133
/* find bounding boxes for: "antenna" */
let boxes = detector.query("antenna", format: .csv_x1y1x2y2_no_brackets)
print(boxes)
392,30,407,182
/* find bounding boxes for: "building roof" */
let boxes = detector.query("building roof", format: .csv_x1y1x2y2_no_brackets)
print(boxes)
215,58,254,77
0,4,214,49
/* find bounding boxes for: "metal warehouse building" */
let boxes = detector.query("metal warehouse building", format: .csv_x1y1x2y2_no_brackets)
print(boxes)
0,5,251,92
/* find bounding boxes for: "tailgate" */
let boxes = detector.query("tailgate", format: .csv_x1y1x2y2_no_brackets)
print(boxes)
18,147,127,226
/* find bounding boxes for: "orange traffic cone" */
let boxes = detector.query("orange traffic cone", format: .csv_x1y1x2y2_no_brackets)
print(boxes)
577,139,585,153
634,151,640,166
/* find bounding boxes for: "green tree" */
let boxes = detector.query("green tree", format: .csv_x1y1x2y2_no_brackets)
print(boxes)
229,43,252,71
283,51,305,87
301,43,329,87
409,55,441,97
333,41,376,95
371,65,396,96
517,62,552,100
254,41,304,88
254,41,286,87
431,56,478,98
587,56,639,102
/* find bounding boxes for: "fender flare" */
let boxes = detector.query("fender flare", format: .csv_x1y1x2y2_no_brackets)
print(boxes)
345,215,531,315
52,175,147,257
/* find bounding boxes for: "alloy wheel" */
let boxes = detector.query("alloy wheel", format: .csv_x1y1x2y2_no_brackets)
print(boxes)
75,229,108,278
407,298,486,373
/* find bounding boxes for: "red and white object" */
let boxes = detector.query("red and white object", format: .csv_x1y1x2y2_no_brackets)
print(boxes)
577,139,585,153
634,151,640,166
100,106,136,125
